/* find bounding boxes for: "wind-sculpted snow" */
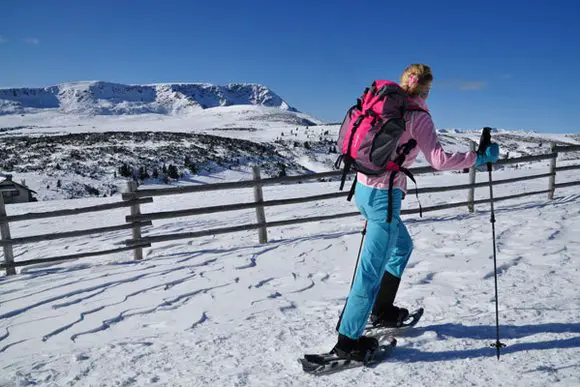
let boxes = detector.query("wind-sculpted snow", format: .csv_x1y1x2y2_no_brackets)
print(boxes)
0,168,579,386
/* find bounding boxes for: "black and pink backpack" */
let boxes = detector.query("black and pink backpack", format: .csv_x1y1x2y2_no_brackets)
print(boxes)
334,80,425,222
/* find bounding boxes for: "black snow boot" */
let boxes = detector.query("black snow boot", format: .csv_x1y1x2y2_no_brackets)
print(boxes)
370,305,409,328
331,334,379,362
370,271,409,327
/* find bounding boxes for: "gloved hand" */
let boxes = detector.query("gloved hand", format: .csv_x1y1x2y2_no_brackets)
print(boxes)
476,143,500,167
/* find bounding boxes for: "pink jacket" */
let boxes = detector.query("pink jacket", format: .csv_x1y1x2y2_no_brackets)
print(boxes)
357,96,477,193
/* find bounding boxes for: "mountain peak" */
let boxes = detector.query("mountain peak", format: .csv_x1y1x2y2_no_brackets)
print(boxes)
0,81,295,116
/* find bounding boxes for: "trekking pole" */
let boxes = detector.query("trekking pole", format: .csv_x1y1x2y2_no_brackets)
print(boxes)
336,221,367,331
478,127,506,360
349,221,367,290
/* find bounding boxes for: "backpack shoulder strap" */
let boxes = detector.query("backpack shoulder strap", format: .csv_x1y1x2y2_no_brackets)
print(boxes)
406,98,430,115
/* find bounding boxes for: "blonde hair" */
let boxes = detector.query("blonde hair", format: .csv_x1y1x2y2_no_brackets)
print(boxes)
400,64,433,97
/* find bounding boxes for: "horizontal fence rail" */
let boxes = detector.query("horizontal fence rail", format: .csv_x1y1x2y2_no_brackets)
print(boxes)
495,153,556,166
554,181,580,189
125,192,349,223
417,172,555,194
122,170,347,200
0,197,153,224
0,243,152,270
0,221,152,247
123,212,363,246
2,143,580,275
555,164,580,172
554,144,580,152
405,188,553,215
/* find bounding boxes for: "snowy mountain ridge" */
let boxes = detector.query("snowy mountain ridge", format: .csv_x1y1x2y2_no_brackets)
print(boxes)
0,81,295,116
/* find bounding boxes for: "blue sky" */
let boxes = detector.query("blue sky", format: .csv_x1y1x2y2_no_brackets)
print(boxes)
1,0,579,132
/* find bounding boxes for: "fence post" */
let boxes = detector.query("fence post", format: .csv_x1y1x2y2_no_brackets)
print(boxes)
548,142,557,200
0,194,16,275
467,140,477,213
252,166,268,244
125,180,143,260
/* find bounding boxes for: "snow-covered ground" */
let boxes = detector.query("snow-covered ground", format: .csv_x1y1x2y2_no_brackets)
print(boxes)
0,107,337,202
1,163,579,386
0,105,323,140
1,106,579,203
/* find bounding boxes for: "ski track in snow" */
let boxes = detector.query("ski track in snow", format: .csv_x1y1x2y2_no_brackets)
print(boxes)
0,172,579,386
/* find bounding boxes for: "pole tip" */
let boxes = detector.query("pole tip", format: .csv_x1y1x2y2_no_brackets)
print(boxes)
490,341,506,360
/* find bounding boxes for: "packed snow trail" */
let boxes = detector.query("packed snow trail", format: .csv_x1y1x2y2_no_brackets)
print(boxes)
0,176,579,386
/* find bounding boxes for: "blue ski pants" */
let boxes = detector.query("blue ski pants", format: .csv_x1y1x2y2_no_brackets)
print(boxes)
338,183,413,339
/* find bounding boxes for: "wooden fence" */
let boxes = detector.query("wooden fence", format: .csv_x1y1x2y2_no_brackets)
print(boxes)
1,142,580,275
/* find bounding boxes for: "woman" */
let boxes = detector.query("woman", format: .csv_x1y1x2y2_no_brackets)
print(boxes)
332,64,500,360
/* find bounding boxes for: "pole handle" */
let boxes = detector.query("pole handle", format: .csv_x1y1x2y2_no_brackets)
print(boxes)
477,127,492,155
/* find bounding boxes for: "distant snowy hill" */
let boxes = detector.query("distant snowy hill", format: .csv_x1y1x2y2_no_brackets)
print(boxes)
0,81,296,116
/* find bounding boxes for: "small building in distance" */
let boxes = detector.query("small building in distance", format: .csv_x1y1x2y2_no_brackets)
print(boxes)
0,175,37,204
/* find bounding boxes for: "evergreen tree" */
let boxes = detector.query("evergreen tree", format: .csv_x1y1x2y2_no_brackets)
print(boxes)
188,163,198,174
167,164,179,180
118,163,133,178
278,164,287,177
139,166,149,181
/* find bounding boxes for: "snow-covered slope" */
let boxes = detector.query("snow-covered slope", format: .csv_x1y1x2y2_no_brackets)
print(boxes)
0,124,578,202
0,167,579,386
0,81,295,116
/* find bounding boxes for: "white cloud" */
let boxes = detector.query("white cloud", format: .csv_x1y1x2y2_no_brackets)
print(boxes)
0,36,7,44
23,37,40,45
458,81,487,91
437,80,488,91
